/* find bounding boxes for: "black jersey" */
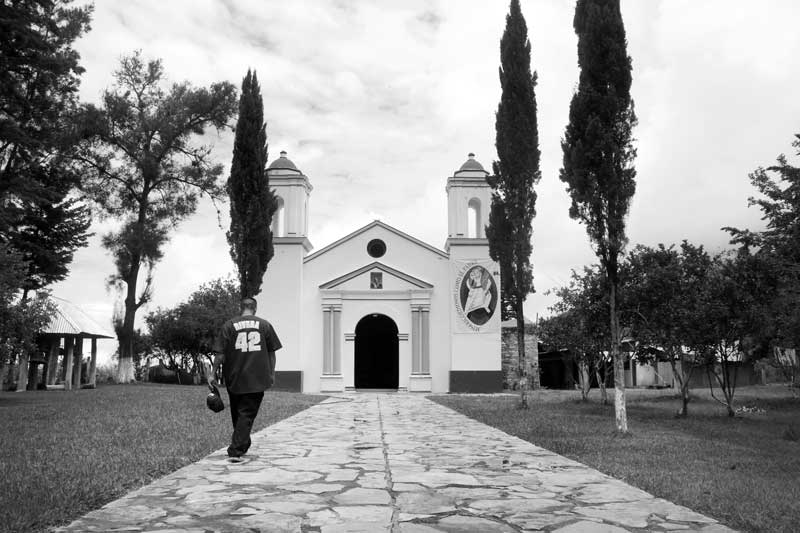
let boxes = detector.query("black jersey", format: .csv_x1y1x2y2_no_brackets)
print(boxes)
213,315,282,393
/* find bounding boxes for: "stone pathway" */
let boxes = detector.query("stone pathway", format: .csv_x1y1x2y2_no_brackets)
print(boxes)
56,394,735,532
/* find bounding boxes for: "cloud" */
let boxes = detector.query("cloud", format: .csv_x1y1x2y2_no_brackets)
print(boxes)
60,0,800,337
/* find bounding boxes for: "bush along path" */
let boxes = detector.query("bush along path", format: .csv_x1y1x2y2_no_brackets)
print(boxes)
56,393,734,532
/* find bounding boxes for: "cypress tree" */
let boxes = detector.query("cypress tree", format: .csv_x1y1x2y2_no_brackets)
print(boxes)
560,0,637,432
227,70,278,298
486,0,541,408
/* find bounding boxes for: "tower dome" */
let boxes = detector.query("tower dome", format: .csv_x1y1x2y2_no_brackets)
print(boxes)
267,150,301,173
456,152,488,174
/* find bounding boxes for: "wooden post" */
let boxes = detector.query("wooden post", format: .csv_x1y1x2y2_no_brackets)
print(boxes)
63,337,74,391
72,337,83,390
89,338,98,388
17,352,30,392
28,362,39,390
46,338,60,385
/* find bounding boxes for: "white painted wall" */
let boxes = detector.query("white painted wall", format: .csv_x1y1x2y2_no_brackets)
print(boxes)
262,160,501,393
447,243,502,373
257,242,305,375
302,223,452,392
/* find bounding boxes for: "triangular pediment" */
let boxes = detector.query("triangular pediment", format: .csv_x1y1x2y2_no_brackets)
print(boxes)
320,261,433,290
304,220,448,263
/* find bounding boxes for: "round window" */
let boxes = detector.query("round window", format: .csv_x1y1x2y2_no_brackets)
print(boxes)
367,239,386,258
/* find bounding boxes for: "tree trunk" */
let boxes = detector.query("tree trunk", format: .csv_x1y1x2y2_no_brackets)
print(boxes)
516,300,529,409
673,354,693,417
722,359,736,417
596,361,608,405
116,259,141,384
578,360,590,401
670,357,689,417
609,281,628,432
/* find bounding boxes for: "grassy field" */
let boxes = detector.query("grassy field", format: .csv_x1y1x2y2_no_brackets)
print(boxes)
432,385,800,533
0,383,325,533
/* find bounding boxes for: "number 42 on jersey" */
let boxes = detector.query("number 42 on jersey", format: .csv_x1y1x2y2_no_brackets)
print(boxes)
235,331,261,352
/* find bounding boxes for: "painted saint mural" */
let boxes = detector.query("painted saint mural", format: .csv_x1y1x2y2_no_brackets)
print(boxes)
458,265,498,326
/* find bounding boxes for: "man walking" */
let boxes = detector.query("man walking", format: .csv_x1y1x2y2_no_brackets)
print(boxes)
212,297,282,459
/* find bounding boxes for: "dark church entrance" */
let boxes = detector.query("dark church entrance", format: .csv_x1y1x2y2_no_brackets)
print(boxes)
354,314,399,389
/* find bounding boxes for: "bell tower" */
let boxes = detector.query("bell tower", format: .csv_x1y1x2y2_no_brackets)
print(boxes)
445,152,502,393
445,152,492,254
268,151,312,243
257,150,312,391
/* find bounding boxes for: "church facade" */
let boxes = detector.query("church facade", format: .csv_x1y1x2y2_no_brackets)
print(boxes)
257,151,502,393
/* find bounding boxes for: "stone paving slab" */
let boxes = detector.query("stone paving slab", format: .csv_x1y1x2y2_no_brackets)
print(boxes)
55,394,736,532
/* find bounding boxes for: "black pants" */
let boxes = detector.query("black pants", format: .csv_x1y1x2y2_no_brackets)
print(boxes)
227,391,264,457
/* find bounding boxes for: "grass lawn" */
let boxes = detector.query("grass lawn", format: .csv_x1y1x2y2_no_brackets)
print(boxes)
432,385,800,533
0,383,325,533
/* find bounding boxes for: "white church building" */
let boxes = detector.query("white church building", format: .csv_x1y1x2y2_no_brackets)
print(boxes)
257,151,502,393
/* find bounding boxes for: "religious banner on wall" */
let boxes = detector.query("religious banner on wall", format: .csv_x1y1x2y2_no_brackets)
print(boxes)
452,260,501,333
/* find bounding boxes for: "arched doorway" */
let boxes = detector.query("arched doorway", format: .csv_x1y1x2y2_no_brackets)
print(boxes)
354,314,399,389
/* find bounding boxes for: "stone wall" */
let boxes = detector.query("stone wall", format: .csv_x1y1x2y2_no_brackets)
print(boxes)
501,322,539,391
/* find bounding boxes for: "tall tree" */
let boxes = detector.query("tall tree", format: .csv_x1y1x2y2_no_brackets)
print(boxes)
0,0,93,296
227,70,277,298
486,0,541,408
560,0,637,431
725,133,800,350
77,51,237,383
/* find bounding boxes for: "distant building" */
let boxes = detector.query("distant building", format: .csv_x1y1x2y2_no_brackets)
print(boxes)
258,152,501,393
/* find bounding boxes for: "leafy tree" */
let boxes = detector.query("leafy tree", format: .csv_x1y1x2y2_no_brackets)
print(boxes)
0,0,93,296
626,242,713,416
146,277,239,376
543,265,612,403
559,0,637,431
0,243,28,382
486,0,541,408
725,133,800,351
227,69,278,298
695,249,779,416
77,51,237,383
145,307,196,378
0,243,55,386
8,198,91,300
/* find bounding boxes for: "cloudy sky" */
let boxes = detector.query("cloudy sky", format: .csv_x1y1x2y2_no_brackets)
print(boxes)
53,0,800,363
